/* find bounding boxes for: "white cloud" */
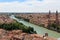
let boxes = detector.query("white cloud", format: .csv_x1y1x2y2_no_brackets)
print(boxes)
0,0,60,12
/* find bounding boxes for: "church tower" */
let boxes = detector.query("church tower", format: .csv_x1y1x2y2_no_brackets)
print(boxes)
47,10,51,28
56,11,59,25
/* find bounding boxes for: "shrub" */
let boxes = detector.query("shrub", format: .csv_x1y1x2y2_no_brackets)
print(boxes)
47,23,60,32
0,21,37,34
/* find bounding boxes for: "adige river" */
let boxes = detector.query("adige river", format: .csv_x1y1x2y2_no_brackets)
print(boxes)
10,15,60,38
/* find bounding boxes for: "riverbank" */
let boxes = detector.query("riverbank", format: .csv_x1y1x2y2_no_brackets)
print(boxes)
11,15,60,38
0,15,57,40
15,13,60,33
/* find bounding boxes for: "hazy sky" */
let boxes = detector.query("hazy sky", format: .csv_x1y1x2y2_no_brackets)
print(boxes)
0,0,60,12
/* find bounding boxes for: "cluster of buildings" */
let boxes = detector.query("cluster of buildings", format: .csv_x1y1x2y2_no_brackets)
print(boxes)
0,29,57,40
16,11,60,27
0,13,58,40
0,15,14,24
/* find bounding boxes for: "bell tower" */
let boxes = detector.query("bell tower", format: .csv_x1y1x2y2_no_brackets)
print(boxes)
47,10,51,28
56,11,59,25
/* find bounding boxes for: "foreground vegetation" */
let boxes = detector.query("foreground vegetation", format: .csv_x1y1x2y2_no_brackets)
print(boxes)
47,23,60,33
0,21,37,34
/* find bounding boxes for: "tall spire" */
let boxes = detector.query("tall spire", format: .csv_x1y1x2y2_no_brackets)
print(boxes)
47,10,51,28
49,10,51,15
56,10,59,25
48,10,51,19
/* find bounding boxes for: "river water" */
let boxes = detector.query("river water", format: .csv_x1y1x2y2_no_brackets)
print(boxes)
10,15,60,38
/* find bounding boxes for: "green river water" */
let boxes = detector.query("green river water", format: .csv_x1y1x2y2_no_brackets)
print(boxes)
10,15,60,38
